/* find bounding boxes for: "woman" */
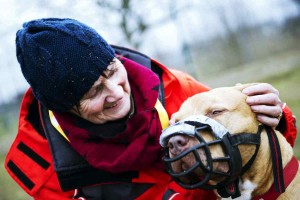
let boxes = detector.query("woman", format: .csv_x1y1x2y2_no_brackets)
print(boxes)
5,18,297,200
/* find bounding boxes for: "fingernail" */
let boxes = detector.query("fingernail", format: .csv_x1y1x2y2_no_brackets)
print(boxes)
246,97,253,104
242,88,249,94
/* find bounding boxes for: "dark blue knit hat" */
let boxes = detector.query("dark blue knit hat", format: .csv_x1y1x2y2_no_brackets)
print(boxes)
16,18,115,112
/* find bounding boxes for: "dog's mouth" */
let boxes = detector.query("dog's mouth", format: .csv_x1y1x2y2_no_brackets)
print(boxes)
161,115,262,191
159,113,267,200
169,143,230,185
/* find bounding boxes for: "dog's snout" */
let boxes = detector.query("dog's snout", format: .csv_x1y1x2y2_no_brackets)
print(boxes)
167,135,189,156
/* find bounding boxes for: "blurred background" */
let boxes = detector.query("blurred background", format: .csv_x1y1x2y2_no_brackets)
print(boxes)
0,0,299,199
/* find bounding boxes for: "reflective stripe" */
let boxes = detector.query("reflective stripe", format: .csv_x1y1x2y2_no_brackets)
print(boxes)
155,99,169,130
49,110,70,142
49,99,169,141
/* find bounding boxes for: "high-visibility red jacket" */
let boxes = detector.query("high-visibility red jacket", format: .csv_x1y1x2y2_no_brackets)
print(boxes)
5,47,297,200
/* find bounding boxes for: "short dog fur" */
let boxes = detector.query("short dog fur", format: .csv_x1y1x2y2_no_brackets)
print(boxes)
167,84,300,199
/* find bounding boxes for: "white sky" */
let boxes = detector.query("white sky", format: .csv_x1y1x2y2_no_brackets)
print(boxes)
0,0,298,104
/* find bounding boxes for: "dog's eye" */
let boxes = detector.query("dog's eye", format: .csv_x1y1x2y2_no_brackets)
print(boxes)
212,110,221,115
206,109,225,118
212,110,223,115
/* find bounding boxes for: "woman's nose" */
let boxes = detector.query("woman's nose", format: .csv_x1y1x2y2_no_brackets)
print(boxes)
105,80,124,102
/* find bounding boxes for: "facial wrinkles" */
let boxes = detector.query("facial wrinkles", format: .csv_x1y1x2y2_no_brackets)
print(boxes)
73,59,131,124
98,82,121,113
85,80,121,122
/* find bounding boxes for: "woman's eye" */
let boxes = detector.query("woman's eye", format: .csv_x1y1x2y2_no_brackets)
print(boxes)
87,85,103,98
109,68,118,78
108,71,114,78
86,89,97,99
105,67,118,79
96,85,104,93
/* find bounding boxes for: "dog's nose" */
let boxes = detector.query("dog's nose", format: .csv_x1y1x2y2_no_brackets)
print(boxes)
167,135,189,156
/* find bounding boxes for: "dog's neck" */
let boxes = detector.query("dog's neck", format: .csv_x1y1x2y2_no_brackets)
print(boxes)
237,127,294,198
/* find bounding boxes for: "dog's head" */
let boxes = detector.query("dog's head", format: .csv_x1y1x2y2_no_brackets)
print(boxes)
171,83,259,133
160,84,261,190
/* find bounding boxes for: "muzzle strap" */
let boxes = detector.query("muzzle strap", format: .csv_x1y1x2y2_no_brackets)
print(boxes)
160,115,264,199
228,131,261,146
228,125,262,175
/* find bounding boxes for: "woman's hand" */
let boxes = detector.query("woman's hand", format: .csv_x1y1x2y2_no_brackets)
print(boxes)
242,83,283,127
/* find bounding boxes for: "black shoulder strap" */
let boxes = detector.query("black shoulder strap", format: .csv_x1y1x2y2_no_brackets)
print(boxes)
112,45,165,107
39,103,138,191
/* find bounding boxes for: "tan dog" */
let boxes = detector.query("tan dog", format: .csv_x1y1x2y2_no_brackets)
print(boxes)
163,84,300,199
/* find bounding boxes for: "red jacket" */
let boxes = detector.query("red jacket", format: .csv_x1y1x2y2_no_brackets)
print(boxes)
5,55,297,200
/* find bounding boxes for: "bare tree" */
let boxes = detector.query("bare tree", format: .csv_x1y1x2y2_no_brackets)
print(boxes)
211,0,255,66
97,0,148,49
282,0,300,37
293,0,300,11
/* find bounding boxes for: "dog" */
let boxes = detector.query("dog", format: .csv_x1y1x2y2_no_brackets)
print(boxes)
160,84,300,199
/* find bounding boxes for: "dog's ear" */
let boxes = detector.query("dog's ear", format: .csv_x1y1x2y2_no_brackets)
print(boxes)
234,83,259,92
169,112,179,125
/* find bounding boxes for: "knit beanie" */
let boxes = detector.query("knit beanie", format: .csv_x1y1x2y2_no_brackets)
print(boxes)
16,18,115,112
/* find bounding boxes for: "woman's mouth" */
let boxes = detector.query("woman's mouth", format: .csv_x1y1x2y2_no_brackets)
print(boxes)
106,103,117,109
105,102,118,109
105,98,124,110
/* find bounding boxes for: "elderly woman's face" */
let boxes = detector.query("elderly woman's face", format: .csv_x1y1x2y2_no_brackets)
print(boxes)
71,58,131,124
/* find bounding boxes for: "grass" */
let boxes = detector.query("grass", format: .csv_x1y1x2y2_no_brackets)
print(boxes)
261,68,300,158
201,48,300,158
0,121,29,199
0,158,30,200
